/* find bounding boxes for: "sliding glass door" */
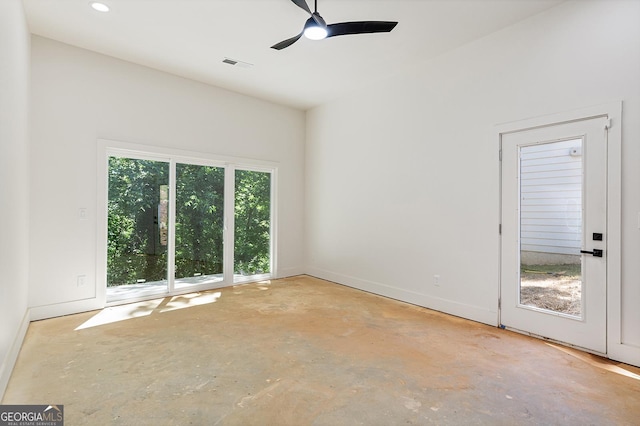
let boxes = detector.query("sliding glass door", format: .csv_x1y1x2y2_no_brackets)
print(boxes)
234,169,272,279
105,152,274,302
175,164,225,289
107,157,170,299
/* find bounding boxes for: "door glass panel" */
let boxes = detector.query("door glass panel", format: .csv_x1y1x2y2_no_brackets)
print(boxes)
107,157,169,299
234,170,271,279
175,164,225,288
519,139,583,317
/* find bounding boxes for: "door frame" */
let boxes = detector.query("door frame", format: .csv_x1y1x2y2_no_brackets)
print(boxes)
496,101,621,356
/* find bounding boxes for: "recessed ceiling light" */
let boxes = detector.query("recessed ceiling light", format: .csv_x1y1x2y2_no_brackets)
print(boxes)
90,2,110,12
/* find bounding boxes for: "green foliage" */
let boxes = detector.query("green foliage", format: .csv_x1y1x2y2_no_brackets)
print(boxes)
234,170,271,275
107,158,271,287
175,164,225,278
107,157,169,286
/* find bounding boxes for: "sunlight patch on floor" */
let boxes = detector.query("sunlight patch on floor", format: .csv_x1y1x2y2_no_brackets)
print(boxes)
75,299,163,330
159,292,221,313
547,343,640,381
75,291,222,330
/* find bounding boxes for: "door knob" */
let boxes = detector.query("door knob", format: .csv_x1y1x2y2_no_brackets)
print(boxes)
580,249,603,257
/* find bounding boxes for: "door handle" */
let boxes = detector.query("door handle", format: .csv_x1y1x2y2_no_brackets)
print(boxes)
580,249,603,257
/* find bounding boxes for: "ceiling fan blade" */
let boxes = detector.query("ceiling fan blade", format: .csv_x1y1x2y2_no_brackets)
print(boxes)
270,31,304,50
291,0,312,15
326,21,398,38
311,12,327,28
290,0,326,27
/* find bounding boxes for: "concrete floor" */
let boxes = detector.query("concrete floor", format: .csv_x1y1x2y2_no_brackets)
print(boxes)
3,275,640,425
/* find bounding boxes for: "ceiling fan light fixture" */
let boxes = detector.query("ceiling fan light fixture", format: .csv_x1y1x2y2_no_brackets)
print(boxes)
303,16,327,40
304,25,328,40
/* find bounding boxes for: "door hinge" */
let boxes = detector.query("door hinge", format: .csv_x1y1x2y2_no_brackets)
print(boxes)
499,224,502,235
498,298,501,309
605,118,611,130
499,149,502,161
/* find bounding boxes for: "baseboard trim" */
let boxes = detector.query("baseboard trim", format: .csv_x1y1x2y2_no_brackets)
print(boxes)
30,298,103,322
276,266,306,279
0,309,30,402
306,267,498,327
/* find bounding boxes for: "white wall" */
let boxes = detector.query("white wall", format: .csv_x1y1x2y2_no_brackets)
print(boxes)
29,37,306,318
0,0,31,397
305,0,640,364
520,140,582,257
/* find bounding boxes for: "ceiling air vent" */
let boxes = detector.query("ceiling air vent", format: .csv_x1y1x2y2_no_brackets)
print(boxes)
222,58,253,69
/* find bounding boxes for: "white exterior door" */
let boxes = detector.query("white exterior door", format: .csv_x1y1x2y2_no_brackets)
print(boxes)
500,116,608,354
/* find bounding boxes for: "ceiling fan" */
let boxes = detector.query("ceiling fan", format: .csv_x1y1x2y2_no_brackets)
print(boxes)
271,0,398,50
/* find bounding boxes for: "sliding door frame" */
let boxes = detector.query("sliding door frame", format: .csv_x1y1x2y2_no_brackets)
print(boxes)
96,139,278,306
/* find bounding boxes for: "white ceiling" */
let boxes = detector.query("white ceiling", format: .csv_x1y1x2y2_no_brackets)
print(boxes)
22,0,564,110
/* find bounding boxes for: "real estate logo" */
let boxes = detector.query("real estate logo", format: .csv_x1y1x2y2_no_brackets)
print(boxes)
0,405,63,426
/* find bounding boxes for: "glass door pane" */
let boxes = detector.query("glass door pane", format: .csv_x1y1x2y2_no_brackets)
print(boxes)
519,139,583,317
234,170,271,279
107,157,170,300
175,163,225,289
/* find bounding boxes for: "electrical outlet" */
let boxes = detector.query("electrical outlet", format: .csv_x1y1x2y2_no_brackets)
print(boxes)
77,275,87,287
433,275,440,286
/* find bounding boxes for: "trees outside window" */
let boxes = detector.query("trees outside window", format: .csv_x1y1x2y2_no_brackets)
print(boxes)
234,170,271,277
175,164,225,280
107,155,273,299
107,157,169,286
